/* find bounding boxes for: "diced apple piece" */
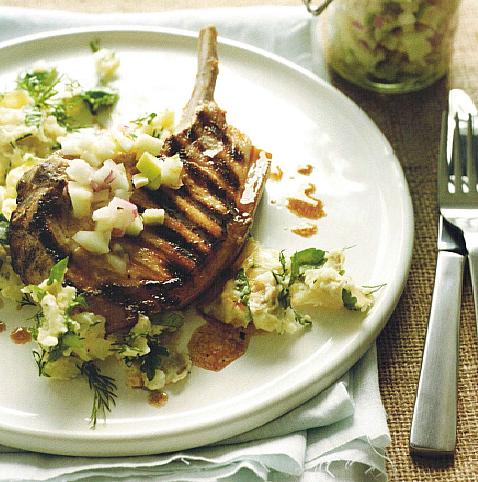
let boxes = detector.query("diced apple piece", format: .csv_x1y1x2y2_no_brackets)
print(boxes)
125,215,143,236
112,129,134,152
68,181,93,218
106,253,128,274
161,154,183,189
142,208,165,226
73,230,111,254
92,204,115,231
136,152,162,182
132,174,149,189
66,159,95,185
114,188,129,200
147,174,162,191
133,134,164,157
110,162,129,191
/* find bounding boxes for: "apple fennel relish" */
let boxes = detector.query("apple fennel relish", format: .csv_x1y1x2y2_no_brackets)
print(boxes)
0,43,380,427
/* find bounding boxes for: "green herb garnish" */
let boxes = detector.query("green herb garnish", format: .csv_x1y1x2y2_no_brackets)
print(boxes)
89,39,101,53
342,288,358,311
17,68,61,107
289,248,326,285
138,335,169,382
79,361,117,428
132,112,157,126
80,88,119,115
33,348,49,376
24,110,42,127
47,257,69,285
234,268,253,321
150,311,184,328
0,214,9,245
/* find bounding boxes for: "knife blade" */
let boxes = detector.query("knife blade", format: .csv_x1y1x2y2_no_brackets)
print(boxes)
410,212,466,451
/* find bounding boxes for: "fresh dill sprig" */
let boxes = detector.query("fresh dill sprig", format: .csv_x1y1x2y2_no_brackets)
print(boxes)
33,348,49,376
79,361,117,429
19,292,36,307
131,112,157,126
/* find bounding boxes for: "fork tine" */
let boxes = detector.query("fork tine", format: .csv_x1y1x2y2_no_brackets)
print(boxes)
453,113,462,193
467,114,476,192
438,111,449,197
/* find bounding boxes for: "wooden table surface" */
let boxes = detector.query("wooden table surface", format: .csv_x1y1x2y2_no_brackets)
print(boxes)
1,1,477,481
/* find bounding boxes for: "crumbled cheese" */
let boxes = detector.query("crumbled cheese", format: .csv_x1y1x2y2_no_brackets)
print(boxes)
203,241,376,334
94,48,120,82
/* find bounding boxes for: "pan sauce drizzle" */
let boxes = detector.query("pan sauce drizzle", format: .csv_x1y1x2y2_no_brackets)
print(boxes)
188,318,252,371
148,391,169,408
10,327,32,344
297,164,313,176
287,183,325,220
270,165,283,182
0,322,5,333
291,224,318,237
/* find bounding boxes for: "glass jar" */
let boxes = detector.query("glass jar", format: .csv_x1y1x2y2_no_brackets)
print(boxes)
305,0,460,93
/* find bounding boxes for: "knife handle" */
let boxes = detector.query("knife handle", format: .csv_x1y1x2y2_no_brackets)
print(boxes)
465,239,478,335
410,251,464,456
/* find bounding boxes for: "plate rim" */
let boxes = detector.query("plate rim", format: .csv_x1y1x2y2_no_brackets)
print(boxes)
0,25,414,455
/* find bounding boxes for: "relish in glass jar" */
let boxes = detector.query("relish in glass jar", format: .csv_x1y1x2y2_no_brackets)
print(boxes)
307,0,460,93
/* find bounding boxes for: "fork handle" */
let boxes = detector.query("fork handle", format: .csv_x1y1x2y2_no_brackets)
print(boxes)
410,251,464,455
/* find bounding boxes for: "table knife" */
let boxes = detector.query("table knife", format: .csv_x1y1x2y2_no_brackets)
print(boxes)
410,216,465,455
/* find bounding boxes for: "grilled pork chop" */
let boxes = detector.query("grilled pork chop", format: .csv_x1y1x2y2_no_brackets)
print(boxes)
9,26,270,333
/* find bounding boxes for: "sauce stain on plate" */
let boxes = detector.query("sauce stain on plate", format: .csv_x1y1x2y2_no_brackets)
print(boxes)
10,327,31,344
269,165,283,182
291,224,318,237
287,184,325,220
188,318,252,371
148,391,169,408
0,322,5,333
297,164,313,176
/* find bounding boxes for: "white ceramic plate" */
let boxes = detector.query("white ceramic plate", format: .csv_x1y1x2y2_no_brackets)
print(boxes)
0,27,413,456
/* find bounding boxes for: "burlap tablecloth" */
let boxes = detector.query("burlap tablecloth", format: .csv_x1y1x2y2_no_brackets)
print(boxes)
1,0,477,480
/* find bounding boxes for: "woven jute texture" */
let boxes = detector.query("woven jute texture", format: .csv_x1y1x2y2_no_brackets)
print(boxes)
1,0,477,480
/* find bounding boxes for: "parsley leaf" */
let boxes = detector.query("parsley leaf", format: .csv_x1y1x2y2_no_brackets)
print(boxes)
47,257,69,285
47,332,82,362
66,294,88,314
81,88,119,115
342,288,358,311
234,268,253,321
17,68,60,107
235,268,251,305
89,39,101,53
150,311,184,328
272,251,290,309
289,248,326,285
0,214,9,245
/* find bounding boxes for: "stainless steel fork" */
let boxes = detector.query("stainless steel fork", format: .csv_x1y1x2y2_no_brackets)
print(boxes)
439,110,478,325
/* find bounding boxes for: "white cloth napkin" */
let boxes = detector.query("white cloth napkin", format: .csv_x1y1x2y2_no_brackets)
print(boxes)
0,6,391,482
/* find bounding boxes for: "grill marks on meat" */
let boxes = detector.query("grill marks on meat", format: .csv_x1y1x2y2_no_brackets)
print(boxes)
9,26,270,333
